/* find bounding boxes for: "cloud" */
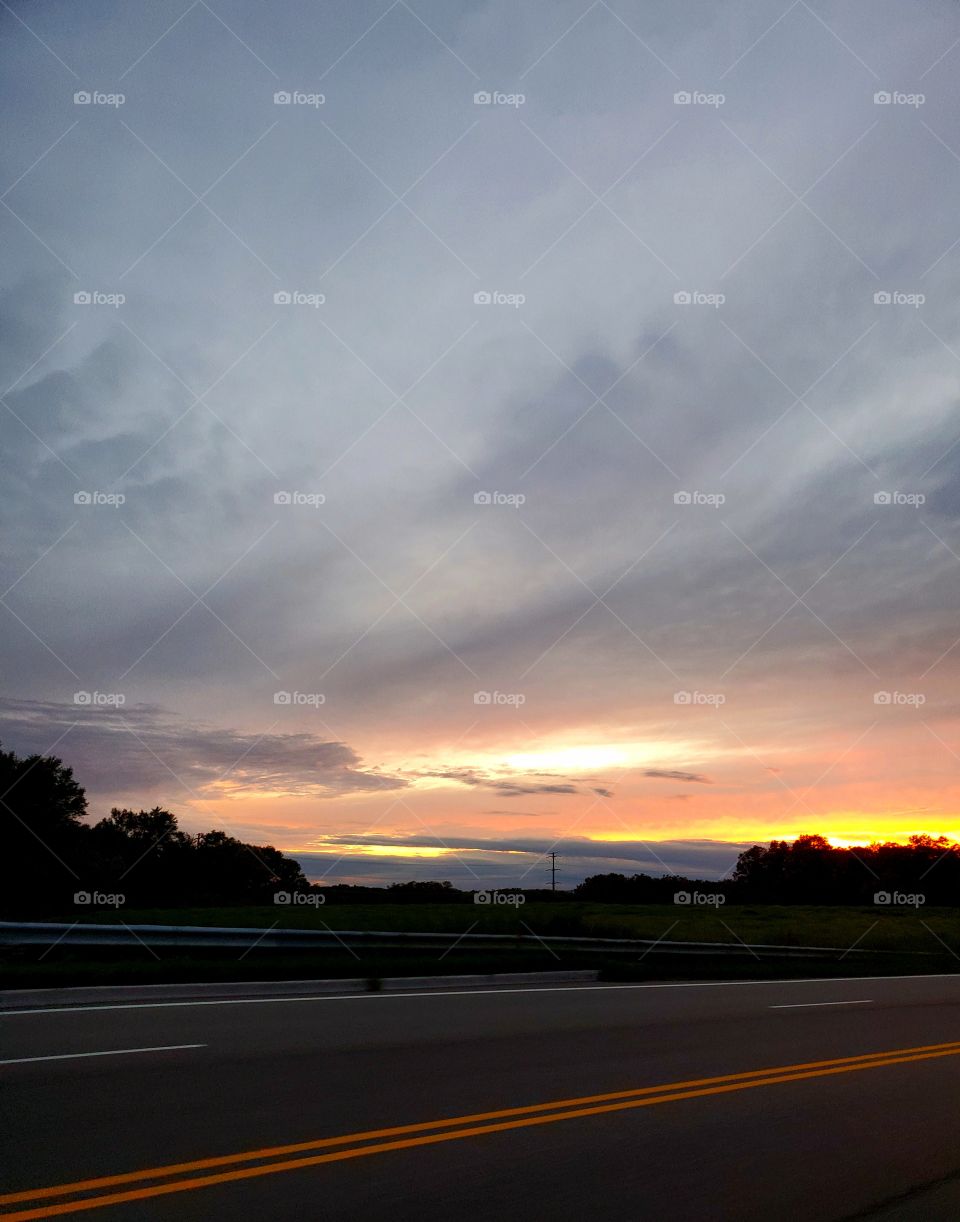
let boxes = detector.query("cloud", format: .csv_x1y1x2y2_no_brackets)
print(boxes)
419,767,581,795
483,809,550,817
298,833,754,886
490,781,579,795
0,698,406,801
3,1,960,854
644,769,712,784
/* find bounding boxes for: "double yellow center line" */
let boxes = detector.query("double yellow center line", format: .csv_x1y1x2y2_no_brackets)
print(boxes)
5,1037,960,1219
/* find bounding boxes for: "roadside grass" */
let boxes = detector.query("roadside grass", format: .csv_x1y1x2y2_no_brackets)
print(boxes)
9,902,960,955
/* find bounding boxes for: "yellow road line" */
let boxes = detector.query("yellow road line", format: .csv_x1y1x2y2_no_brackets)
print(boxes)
5,1037,958,1208
5,1040,960,1219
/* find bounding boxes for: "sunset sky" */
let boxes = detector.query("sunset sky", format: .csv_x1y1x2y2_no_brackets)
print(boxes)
3,0,960,886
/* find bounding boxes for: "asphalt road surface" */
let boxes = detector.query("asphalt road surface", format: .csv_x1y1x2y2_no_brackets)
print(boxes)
5,973,960,1221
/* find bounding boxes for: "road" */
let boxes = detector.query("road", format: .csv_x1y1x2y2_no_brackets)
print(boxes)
4,973,960,1220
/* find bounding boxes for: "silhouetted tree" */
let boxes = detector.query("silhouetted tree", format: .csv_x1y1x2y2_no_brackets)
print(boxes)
0,743,88,911
731,834,960,904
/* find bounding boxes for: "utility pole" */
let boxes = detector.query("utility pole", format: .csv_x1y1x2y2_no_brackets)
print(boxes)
548,852,558,892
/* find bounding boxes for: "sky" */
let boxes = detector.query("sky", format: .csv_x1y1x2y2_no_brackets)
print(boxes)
2,0,960,888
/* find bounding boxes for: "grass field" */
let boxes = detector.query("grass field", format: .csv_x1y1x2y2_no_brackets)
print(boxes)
20,901,959,954
2,903,958,990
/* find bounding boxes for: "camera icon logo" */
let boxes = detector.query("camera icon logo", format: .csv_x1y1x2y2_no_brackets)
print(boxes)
873,291,891,305
474,491,492,505
74,91,92,104
273,891,291,904
673,691,692,705
673,890,691,904
274,91,292,104
274,491,292,504
473,91,492,105
673,290,692,304
74,291,91,305
873,91,892,105
873,491,891,505
475,890,491,903
673,491,692,505
674,91,692,104
73,691,92,705
873,691,892,705
274,691,292,705
273,290,292,305
473,691,492,705
874,890,891,904
74,890,91,904
73,491,92,505
473,290,492,305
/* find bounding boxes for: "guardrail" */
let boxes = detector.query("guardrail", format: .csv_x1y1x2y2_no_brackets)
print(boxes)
0,922,927,958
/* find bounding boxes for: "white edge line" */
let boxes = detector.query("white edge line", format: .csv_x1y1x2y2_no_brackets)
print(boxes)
0,1043,206,1063
2,974,958,1015
769,1000,873,1009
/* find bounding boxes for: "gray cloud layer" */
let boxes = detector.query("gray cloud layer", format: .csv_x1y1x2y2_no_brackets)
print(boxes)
3,1,960,843
0,698,405,799
298,833,753,886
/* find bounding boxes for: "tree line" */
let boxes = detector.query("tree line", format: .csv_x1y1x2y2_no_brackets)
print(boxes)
0,744,307,913
2,744,958,911
575,833,960,905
